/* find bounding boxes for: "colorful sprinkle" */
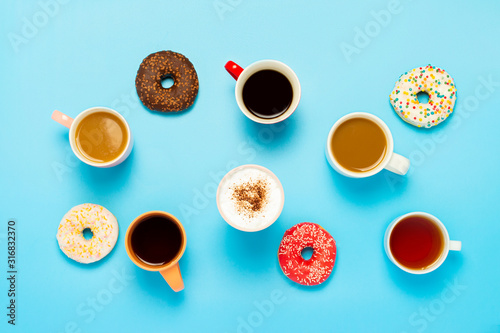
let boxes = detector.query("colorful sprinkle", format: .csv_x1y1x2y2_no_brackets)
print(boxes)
389,65,457,128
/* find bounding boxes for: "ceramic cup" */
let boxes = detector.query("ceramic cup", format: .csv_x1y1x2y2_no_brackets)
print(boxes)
225,59,301,124
52,107,133,168
384,212,462,274
216,164,285,232
125,211,187,292
326,112,410,178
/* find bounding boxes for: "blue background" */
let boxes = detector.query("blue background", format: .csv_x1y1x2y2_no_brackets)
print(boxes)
1,0,500,332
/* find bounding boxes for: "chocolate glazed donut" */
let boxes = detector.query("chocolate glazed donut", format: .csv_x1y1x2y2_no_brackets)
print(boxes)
135,51,199,112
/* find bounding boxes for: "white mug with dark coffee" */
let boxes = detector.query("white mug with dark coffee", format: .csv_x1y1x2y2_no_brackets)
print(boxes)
225,60,301,124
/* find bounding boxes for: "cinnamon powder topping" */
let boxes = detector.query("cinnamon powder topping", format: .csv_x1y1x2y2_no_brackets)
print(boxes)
230,177,270,219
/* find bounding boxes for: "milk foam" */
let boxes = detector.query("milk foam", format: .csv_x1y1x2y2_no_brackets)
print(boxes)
218,166,283,230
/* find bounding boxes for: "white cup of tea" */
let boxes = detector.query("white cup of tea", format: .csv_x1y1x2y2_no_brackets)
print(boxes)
52,107,133,168
326,112,410,178
384,212,462,274
225,59,301,124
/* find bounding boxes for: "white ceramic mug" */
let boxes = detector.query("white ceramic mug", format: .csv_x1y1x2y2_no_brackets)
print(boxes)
384,212,462,274
225,60,301,124
52,107,133,168
216,164,285,232
326,112,410,178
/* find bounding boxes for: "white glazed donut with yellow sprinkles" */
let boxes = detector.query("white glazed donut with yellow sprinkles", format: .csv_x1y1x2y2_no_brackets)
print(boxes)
390,65,457,128
56,203,119,264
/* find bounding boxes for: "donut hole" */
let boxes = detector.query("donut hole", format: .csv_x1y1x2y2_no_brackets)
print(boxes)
161,75,175,89
416,91,430,104
82,228,94,240
301,247,314,260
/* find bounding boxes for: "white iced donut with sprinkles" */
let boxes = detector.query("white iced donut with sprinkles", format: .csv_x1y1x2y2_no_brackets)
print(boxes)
56,203,119,264
390,65,457,128
278,222,336,286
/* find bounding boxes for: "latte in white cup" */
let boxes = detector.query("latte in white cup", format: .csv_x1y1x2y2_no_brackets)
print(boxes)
216,165,284,232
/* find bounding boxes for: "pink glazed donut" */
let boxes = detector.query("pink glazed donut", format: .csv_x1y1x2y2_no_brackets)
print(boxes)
56,203,119,264
278,222,337,286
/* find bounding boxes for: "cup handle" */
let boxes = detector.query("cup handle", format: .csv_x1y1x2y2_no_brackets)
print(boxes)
225,61,244,80
384,152,410,175
52,110,74,129
449,240,462,251
159,262,184,292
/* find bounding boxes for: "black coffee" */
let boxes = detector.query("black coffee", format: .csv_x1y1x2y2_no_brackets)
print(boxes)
131,215,182,266
242,70,293,119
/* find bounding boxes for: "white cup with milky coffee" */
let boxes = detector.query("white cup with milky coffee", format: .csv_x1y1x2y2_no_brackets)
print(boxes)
216,164,285,232
326,112,410,178
52,107,133,168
